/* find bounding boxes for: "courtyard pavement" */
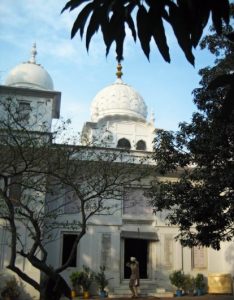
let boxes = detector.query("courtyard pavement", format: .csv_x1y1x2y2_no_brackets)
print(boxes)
70,294,234,300
107,296,234,300
65,296,232,300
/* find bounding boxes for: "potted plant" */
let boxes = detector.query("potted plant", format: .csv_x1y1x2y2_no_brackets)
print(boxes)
69,271,83,298
70,266,94,298
94,266,112,298
79,265,94,299
194,273,205,296
169,270,185,297
183,274,195,296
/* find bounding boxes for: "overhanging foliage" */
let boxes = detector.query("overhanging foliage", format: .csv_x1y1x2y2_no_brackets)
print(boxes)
62,0,231,64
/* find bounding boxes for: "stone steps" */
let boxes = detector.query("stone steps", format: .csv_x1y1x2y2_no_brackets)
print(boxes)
108,292,174,298
64,281,174,299
109,281,174,298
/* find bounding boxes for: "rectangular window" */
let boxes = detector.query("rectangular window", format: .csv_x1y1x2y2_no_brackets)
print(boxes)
64,187,80,213
9,174,22,205
123,187,152,215
100,233,111,269
61,233,78,267
17,101,31,124
0,226,9,269
164,234,173,269
192,246,207,269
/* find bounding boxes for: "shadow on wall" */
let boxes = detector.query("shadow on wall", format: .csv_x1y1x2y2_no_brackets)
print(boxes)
225,243,234,275
155,268,173,291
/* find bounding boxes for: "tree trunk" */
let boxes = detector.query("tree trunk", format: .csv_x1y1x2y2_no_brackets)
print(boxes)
40,274,71,300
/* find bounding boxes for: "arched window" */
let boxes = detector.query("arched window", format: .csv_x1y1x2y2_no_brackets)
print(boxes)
136,140,146,151
117,138,131,150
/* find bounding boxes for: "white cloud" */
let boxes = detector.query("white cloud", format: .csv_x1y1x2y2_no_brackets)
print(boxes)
0,0,109,66
0,0,146,67
55,42,77,58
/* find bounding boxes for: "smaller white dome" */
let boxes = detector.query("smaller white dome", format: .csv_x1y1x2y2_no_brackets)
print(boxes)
5,44,54,91
91,78,147,122
5,62,54,91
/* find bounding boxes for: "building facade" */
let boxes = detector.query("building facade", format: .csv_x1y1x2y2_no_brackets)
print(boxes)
0,46,233,298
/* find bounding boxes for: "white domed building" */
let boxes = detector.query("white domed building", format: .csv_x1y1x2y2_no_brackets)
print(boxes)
0,43,61,132
0,47,233,300
81,64,155,151
0,44,61,298
5,52,54,91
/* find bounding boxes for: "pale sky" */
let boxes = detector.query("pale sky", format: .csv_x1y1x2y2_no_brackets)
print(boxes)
0,0,216,132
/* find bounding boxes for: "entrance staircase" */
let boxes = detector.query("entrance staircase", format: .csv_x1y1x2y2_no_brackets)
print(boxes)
109,280,174,298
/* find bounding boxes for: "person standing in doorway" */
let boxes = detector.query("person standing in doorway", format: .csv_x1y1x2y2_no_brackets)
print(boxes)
126,257,140,298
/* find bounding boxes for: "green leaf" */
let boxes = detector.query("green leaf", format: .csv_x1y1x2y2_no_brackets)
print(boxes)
149,7,170,63
217,0,230,25
137,5,151,60
186,0,210,48
208,74,234,89
86,7,102,50
105,13,119,57
226,32,234,42
97,0,115,56
61,0,90,14
105,2,126,61
211,0,230,35
169,3,194,65
208,74,234,119
125,1,138,42
115,27,126,62
71,2,94,39
125,13,137,42
101,22,114,57
211,10,223,35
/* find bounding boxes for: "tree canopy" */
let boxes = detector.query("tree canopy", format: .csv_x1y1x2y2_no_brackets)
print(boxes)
150,10,234,250
62,0,231,64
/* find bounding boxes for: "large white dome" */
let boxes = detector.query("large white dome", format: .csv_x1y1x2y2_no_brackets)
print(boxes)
5,44,54,91
91,78,147,122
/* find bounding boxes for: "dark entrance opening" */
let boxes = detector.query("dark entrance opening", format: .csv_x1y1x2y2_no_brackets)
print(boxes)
62,234,78,267
124,238,148,279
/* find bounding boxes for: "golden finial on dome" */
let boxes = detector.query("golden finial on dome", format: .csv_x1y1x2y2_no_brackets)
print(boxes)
116,63,123,79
